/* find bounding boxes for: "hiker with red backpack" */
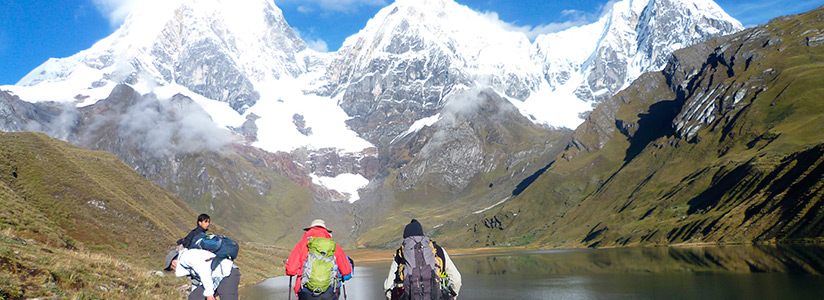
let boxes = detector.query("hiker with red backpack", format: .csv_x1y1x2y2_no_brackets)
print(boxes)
285,219,353,300
384,219,461,300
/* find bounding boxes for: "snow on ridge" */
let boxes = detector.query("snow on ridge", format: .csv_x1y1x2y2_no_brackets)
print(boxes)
249,74,375,154
523,0,743,129
340,0,540,83
513,80,593,130
310,173,369,203
670,0,743,27
391,113,441,144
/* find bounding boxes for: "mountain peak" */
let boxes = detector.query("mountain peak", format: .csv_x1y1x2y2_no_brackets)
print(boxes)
7,0,744,149
14,0,307,113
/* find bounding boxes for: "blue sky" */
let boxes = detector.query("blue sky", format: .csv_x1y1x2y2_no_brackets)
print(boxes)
1,0,822,85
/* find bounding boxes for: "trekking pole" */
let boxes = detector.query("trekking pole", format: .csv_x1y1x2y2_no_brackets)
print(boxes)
342,277,348,300
288,275,293,300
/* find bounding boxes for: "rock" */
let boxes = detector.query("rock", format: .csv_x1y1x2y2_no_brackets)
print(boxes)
807,34,824,47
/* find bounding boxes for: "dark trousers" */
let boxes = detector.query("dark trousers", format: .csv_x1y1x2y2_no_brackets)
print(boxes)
298,286,340,300
188,268,241,300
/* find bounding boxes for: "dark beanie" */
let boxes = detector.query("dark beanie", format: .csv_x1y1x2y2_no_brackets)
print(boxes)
403,219,424,238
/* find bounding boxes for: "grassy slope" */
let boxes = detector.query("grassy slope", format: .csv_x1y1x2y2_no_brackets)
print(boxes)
437,7,824,248
172,151,314,246
0,131,195,259
0,132,289,298
0,228,185,300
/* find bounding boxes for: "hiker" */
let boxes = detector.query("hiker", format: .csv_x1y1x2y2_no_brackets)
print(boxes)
163,248,241,300
179,213,211,249
384,219,461,300
285,219,353,300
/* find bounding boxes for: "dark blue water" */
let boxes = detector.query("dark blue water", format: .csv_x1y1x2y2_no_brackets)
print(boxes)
242,245,824,299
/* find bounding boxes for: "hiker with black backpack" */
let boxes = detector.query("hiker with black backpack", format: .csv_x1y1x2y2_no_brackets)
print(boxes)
285,219,353,300
384,219,461,300
163,247,241,300
178,213,211,249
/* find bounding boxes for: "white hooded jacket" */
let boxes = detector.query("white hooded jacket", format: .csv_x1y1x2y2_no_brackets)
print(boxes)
174,249,235,297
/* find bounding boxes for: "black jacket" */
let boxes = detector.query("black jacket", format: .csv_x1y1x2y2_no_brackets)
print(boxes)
179,226,207,249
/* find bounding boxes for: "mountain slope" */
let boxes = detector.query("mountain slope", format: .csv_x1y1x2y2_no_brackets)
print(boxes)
352,88,572,247
0,131,195,256
0,131,292,297
439,6,824,248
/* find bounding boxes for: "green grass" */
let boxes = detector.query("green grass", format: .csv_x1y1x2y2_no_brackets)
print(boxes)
0,228,187,299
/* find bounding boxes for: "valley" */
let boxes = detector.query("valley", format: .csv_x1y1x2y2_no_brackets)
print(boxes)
1,0,823,298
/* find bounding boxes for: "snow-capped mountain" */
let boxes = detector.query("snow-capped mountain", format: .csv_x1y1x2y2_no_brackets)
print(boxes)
317,0,544,145
1,0,742,204
15,0,309,112
309,0,742,146
4,0,375,202
8,0,373,158
533,0,743,108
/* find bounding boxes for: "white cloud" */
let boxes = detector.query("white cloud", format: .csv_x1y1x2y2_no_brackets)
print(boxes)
90,0,144,26
275,0,386,13
293,27,330,52
306,39,330,52
478,0,621,41
479,11,590,41
561,9,583,17
297,5,314,14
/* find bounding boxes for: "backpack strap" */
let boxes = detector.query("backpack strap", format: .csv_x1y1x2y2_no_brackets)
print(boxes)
430,241,446,276
393,247,405,285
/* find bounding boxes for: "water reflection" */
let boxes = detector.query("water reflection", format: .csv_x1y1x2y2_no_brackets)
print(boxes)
242,245,824,300
241,265,390,300
457,245,824,275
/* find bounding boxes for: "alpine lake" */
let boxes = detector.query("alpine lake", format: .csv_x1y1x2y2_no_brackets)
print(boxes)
240,245,824,299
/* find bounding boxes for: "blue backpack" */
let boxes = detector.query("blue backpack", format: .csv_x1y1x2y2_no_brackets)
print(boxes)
193,233,240,270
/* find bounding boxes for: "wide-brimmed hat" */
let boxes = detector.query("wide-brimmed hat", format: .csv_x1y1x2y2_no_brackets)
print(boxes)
304,219,331,233
163,250,178,271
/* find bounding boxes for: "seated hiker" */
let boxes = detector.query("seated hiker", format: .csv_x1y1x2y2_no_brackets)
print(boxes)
384,219,461,300
164,248,241,300
178,213,211,249
285,219,353,300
